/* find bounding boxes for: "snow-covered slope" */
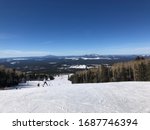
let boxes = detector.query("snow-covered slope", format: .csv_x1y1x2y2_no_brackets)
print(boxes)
0,75,150,113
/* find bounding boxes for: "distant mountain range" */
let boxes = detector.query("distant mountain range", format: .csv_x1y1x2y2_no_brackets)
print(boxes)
44,54,150,59
1,54,150,61
0,54,150,74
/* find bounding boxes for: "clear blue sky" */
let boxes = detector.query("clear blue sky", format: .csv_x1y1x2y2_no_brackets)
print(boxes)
0,0,150,57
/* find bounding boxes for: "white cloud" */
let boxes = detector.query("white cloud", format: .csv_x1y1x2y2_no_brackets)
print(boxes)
0,50,50,58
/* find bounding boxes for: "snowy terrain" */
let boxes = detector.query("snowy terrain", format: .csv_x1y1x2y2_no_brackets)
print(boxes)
0,75,150,113
81,57,111,60
69,65,87,69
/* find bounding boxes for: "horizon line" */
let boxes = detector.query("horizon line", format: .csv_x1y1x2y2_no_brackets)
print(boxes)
0,53,150,59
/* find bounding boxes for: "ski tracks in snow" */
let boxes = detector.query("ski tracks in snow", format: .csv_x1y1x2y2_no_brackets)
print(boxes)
0,75,150,112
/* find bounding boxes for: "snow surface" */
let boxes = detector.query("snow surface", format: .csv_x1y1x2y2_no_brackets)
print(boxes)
0,75,150,113
65,57,79,60
69,65,86,69
81,57,111,60
12,58,28,61
10,62,18,65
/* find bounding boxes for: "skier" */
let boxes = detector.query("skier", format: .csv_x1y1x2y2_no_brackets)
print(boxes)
43,78,48,87
37,83,40,87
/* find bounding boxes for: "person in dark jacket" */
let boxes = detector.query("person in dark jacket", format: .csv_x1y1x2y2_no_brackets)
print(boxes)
43,79,48,87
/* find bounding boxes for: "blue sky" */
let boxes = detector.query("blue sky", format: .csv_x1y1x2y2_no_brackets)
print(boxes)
0,0,150,57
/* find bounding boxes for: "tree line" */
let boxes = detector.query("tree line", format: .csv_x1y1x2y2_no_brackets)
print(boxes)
69,57,150,83
0,65,25,88
0,65,55,88
25,73,54,81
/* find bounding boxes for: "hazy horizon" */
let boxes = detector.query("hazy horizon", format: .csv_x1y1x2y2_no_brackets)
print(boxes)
0,51,150,59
